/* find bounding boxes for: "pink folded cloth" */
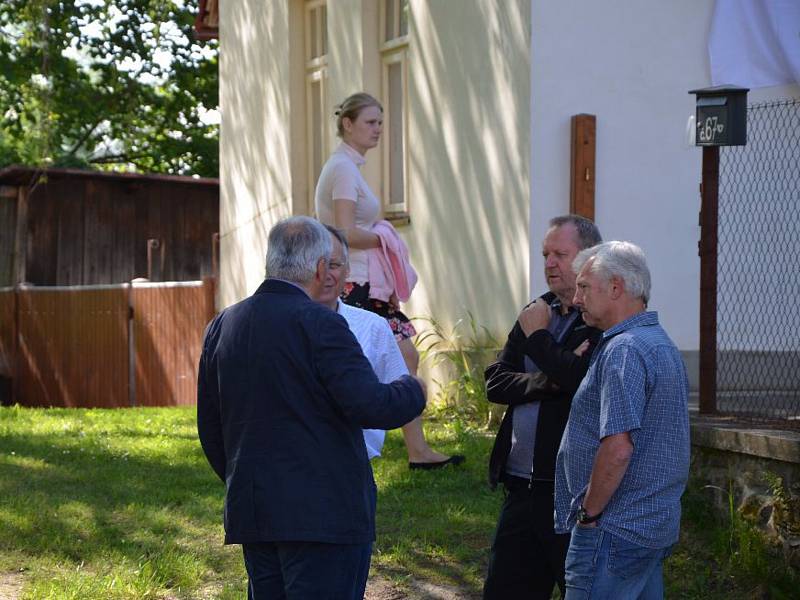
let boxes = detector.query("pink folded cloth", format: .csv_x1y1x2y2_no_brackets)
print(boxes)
367,220,418,302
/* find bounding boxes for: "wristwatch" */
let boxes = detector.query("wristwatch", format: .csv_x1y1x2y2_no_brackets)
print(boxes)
577,504,603,525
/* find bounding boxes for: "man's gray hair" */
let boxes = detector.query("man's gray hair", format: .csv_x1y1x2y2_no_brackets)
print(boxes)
266,216,332,283
549,215,602,250
322,224,349,265
573,241,651,304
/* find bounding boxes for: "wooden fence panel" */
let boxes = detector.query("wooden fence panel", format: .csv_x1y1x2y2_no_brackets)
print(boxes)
0,189,16,286
132,280,215,406
16,286,130,407
0,288,13,404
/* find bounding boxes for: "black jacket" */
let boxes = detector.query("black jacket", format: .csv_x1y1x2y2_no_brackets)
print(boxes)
197,279,425,544
485,292,601,489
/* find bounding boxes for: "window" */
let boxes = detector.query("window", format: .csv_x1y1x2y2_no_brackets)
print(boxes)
305,0,328,214
380,0,409,219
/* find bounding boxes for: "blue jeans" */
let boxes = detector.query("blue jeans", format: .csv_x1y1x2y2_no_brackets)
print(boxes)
563,526,670,600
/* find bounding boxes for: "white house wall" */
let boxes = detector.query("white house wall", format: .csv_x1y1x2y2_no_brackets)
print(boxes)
530,0,717,360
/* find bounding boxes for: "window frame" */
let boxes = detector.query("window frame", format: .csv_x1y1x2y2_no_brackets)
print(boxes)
379,0,410,222
304,0,329,216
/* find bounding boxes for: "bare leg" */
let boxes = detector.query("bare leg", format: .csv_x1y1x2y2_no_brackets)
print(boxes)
398,338,450,463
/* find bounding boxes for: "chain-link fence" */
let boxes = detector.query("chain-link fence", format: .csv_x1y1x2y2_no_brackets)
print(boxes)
717,98,800,426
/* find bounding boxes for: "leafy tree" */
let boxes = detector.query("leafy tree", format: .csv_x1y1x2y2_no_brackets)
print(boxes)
0,0,218,177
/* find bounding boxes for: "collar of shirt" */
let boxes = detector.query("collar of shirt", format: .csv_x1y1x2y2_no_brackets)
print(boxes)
549,297,575,316
335,141,367,167
269,278,310,298
548,302,580,343
602,310,659,340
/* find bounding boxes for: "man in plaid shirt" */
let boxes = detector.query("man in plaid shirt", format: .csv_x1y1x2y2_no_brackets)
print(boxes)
555,241,690,599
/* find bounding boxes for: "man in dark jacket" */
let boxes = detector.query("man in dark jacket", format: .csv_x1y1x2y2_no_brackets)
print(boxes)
197,216,426,600
483,215,602,600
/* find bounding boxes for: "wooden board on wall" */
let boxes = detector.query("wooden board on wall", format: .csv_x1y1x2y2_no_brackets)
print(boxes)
55,178,86,285
195,187,219,279
12,186,28,285
0,290,15,381
25,182,59,284
109,181,137,284
83,179,116,284
0,188,16,286
19,172,218,286
570,114,596,221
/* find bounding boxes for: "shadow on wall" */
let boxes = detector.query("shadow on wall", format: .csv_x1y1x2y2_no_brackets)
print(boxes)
406,0,531,337
219,2,298,306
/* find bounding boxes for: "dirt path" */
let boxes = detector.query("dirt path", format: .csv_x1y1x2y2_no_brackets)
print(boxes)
366,576,479,600
0,572,22,600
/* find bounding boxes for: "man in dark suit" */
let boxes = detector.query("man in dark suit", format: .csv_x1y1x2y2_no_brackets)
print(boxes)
483,215,602,600
197,216,426,600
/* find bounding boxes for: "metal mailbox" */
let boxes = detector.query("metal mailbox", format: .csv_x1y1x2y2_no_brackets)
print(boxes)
689,85,749,146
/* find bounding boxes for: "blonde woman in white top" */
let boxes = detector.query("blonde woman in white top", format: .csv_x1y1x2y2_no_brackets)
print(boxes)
315,92,464,470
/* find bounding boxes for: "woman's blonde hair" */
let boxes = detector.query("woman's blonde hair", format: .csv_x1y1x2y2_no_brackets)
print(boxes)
335,93,383,137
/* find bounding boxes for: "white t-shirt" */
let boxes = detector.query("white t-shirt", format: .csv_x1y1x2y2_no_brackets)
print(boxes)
315,142,381,284
337,300,408,459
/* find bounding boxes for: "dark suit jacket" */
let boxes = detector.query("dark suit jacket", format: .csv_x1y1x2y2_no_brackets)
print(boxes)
485,292,601,488
197,279,425,545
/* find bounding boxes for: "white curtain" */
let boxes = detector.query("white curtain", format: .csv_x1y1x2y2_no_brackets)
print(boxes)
709,0,800,89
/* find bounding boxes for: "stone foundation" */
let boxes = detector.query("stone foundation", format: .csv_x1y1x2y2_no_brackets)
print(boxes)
691,414,800,563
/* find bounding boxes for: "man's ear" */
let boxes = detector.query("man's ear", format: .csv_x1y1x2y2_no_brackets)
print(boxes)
609,276,625,300
314,257,328,282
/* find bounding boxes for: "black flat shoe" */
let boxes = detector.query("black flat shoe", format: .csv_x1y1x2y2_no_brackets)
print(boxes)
408,455,466,470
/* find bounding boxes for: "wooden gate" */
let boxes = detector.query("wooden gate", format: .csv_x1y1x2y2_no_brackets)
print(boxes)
0,279,215,408
132,281,215,407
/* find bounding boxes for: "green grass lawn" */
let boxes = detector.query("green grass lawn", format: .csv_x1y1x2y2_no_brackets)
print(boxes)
0,405,244,599
1,405,797,599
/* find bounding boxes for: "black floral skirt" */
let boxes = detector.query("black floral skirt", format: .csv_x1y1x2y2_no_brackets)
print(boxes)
341,282,417,341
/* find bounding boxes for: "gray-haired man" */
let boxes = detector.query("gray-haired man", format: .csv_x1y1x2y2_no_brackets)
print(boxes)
555,241,690,599
197,216,426,600
484,215,603,600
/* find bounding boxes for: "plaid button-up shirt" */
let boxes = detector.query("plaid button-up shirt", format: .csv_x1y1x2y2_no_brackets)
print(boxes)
554,311,690,548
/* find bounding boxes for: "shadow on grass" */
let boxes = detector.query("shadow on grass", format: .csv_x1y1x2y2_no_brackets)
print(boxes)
371,423,500,596
0,424,232,591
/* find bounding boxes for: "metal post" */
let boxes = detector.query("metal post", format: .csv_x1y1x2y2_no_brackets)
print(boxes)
699,146,719,414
